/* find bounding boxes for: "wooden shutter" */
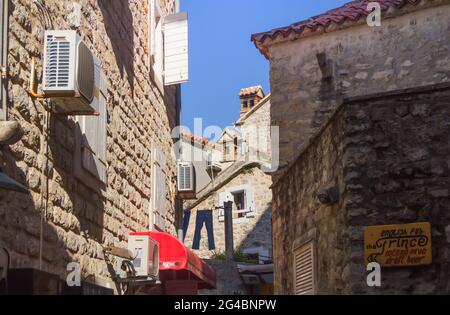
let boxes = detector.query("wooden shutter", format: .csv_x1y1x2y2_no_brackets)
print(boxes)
245,187,255,218
218,191,232,222
152,144,166,230
163,12,188,85
293,242,315,295
79,60,107,183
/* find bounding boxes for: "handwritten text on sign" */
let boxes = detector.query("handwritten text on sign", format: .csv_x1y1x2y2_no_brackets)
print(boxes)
364,222,432,267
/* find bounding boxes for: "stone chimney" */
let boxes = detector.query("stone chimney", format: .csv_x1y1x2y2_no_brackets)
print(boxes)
239,86,265,116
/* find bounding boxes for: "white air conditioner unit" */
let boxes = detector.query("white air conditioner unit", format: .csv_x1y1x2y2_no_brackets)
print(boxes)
43,30,99,115
128,234,160,278
178,162,194,192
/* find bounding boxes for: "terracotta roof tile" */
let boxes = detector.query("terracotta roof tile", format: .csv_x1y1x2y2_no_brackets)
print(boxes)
180,131,216,148
251,0,425,58
239,85,265,98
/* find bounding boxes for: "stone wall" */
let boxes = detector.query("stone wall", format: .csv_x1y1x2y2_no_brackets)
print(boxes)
267,3,450,173
0,0,179,290
199,260,250,295
272,84,450,294
239,98,271,164
271,101,348,294
184,166,272,260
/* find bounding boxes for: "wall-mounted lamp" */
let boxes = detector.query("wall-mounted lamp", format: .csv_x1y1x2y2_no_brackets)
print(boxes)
316,185,340,205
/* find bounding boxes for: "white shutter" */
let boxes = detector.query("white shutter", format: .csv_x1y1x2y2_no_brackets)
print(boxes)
245,187,255,218
293,242,316,295
163,12,188,85
218,191,232,222
149,0,156,60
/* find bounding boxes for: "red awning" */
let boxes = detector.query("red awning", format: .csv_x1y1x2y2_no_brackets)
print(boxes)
131,232,216,290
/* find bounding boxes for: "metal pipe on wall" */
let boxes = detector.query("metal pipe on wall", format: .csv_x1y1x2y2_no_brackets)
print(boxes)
0,0,9,121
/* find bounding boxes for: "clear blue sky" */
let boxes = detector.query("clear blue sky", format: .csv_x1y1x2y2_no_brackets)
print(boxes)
180,0,349,133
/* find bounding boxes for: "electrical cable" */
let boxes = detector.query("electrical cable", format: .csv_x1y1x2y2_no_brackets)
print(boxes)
38,101,50,270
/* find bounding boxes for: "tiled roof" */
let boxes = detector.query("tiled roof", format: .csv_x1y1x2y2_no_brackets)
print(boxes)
180,131,216,148
252,0,426,58
239,85,265,98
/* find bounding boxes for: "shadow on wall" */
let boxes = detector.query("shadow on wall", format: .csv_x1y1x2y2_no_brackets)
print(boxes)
0,148,73,282
98,0,135,92
238,204,273,262
0,112,108,287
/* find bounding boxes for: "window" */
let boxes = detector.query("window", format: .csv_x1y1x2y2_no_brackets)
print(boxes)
233,137,238,159
293,242,316,295
222,141,228,161
74,61,107,187
151,144,167,231
0,0,8,120
218,185,255,222
242,101,248,109
249,99,255,108
232,190,246,218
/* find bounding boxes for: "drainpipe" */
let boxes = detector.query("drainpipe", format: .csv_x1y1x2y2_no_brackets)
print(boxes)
0,0,9,121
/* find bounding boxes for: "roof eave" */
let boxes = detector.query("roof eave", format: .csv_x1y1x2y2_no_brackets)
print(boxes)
251,0,449,59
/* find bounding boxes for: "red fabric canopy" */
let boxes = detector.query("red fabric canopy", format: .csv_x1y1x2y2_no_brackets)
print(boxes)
130,232,216,290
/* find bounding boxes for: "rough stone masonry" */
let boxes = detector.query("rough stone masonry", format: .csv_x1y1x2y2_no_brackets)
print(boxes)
0,0,179,290
272,84,450,294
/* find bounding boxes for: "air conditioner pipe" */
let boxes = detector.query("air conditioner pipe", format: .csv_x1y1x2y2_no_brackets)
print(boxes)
1,0,9,120
28,57,46,99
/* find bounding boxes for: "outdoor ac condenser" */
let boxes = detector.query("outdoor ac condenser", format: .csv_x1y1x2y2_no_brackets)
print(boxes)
128,234,160,278
43,30,99,114
178,162,194,192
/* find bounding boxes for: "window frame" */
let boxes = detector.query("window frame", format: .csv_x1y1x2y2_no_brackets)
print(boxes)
218,185,255,223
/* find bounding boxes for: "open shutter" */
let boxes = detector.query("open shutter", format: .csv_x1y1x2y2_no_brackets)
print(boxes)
163,12,188,85
149,0,156,61
79,60,107,183
218,191,232,222
152,144,166,230
293,242,316,295
245,187,255,218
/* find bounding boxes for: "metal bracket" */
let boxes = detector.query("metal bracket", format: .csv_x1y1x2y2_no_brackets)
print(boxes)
0,65,7,79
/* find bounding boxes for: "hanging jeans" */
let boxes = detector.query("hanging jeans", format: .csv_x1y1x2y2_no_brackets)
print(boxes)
182,209,191,242
192,210,216,250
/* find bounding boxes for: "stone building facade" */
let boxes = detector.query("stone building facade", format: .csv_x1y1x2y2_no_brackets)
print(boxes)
184,165,272,261
181,87,273,294
252,0,450,174
0,0,181,291
271,84,450,294
252,0,450,294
